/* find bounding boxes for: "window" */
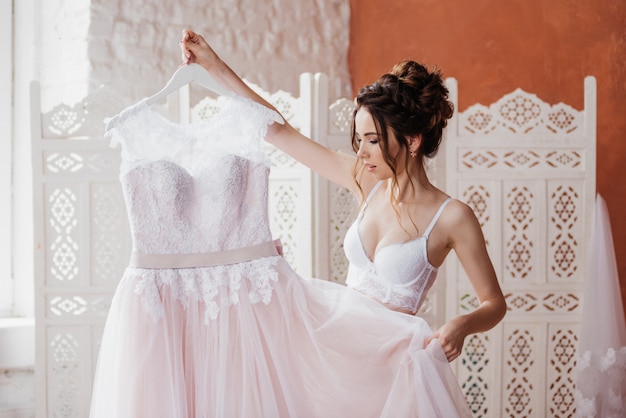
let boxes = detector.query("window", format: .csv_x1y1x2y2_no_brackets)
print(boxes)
0,0,13,317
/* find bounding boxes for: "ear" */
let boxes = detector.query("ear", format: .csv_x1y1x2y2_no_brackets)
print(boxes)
408,134,422,154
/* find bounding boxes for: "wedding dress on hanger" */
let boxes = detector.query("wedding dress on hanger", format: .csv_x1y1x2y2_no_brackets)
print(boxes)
89,64,472,418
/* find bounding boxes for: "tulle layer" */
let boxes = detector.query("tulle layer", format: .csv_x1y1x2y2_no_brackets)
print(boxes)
90,259,471,418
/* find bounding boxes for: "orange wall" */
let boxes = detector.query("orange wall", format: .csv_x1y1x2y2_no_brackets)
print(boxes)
349,0,626,317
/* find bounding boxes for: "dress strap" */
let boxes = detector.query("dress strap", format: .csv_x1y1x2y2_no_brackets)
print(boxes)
423,198,452,239
358,181,384,217
365,181,384,205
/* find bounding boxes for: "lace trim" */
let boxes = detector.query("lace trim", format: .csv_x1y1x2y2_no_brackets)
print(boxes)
346,268,423,313
128,256,281,324
105,93,283,170
574,346,626,418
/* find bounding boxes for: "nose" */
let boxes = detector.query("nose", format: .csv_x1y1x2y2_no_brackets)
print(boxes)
356,142,367,158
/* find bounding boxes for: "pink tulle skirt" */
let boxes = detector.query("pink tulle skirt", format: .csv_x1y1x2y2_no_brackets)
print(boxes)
89,257,471,417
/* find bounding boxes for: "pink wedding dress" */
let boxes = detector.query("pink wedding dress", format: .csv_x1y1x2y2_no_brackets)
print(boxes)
88,93,472,418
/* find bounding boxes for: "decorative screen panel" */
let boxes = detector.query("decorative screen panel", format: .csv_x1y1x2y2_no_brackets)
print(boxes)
314,88,359,285
32,82,133,417
445,77,596,417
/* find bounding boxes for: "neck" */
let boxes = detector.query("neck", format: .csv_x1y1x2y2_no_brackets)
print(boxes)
387,162,433,203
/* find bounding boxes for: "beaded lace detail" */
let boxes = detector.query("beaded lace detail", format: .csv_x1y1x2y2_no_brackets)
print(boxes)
106,94,284,322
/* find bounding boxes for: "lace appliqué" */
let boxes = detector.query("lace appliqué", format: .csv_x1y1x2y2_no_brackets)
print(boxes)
346,267,425,313
130,256,281,324
574,346,626,418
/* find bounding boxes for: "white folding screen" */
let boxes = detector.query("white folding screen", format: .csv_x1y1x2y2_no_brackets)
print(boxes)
31,83,132,417
32,74,596,417
444,77,596,418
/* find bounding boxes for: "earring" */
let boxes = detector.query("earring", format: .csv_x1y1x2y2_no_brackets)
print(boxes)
410,151,417,158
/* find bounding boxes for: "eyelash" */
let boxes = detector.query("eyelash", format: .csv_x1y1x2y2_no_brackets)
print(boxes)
356,138,379,145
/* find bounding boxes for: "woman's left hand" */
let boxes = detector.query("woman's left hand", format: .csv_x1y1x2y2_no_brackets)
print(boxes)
425,316,468,362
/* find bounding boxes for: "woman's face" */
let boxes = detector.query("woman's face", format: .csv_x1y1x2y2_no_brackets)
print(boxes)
354,108,402,180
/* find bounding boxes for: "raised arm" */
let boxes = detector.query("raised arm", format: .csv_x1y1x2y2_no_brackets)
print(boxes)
181,29,357,193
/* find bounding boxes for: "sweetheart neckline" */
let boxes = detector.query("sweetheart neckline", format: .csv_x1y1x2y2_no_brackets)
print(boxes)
122,156,270,180
355,224,437,270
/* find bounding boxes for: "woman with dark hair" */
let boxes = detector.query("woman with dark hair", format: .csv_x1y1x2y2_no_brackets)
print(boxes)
88,28,506,418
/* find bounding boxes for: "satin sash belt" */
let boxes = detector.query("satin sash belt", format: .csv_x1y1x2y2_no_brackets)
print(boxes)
129,239,281,269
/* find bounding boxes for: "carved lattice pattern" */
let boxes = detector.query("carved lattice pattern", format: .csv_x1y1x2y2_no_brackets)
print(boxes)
49,331,81,417
459,88,583,136
549,183,581,280
34,84,137,417
91,183,129,284
328,98,355,134
42,86,128,139
459,292,480,313
48,187,80,283
447,78,594,417
460,148,584,171
48,295,112,319
462,184,490,227
45,152,84,173
460,333,490,417
504,291,581,313
505,328,535,417
329,185,356,283
269,183,299,267
505,185,535,280
548,327,578,417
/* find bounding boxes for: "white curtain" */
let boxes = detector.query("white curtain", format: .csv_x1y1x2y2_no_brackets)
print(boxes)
576,194,626,418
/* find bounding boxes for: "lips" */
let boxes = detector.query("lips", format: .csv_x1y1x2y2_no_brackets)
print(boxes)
366,164,376,172
362,160,377,172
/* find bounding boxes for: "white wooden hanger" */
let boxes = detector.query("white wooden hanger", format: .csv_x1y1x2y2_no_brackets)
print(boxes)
105,63,231,130
146,63,231,105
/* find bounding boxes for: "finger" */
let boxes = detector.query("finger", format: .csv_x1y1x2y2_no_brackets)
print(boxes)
446,347,460,362
181,29,192,42
423,337,431,349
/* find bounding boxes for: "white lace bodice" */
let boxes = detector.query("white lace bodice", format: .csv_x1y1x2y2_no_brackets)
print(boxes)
106,94,285,321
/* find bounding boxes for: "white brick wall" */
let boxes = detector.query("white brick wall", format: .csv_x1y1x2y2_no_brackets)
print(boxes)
39,0,351,108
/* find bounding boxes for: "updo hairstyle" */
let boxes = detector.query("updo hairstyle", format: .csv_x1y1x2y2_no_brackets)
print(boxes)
351,60,454,162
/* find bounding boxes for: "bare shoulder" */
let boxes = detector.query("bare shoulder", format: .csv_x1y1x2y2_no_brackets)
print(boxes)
440,198,479,225
438,198,485,245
